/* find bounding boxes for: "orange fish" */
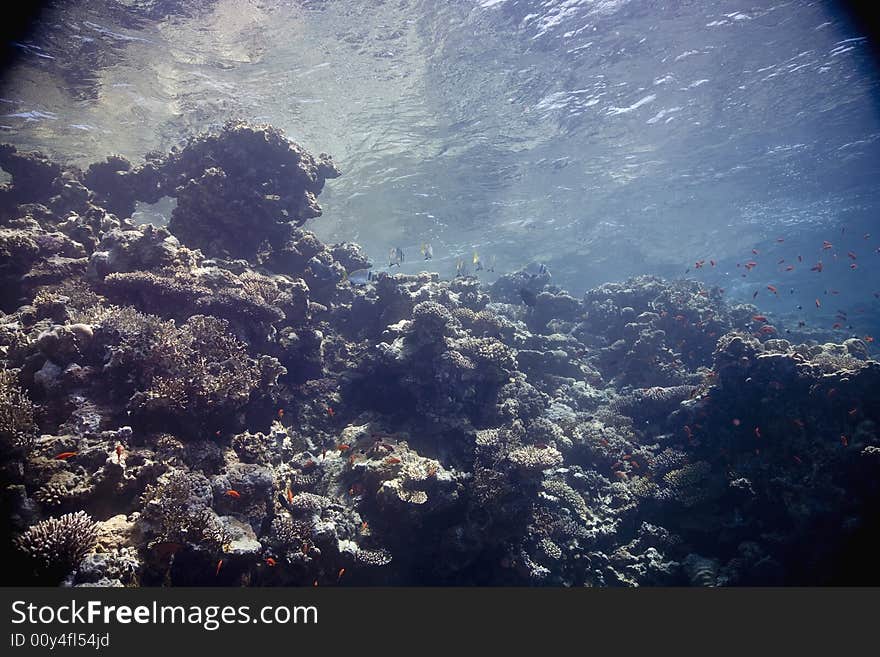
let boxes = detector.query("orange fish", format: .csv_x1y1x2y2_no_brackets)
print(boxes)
752,315,768,322
384,456,402,465
286,488,294,504
767,285,778,294
115,444,124,462
745,261,758,270
266,557,277,567
337,568,345,581
216,559,223,576
54,451,77,460
277,408,284,419
361,520,369,532
337,443,351,452
226,490,241,499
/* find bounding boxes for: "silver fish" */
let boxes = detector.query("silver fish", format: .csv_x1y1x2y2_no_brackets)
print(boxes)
389,247,405,267
523,262,549,277
421,242,433,260
455,258,470,277
347,268,374,286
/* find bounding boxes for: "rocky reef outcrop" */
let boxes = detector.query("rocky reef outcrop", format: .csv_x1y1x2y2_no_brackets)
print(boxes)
1,123,878,586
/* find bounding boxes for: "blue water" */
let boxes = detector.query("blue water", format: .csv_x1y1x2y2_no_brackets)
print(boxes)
1,0,879,337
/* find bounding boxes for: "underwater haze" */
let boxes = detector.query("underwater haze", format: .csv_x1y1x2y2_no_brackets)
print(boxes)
3,1,880,299
1,0,880,586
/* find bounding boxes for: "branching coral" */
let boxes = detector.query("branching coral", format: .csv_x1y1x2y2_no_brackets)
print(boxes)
0,369,36,451
15,511,98,579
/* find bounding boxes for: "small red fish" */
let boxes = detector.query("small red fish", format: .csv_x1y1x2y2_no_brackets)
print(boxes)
832,323,842,329
732,418,741,426
793,455,803,465
848,408,858,416
792,418,805,429
337,443,351,452
811,262,823,272
54,451,77,460
785,265,794,271
286,488,294,504
865,336,874,343
767,285,778,294
752,315,768,322
361,520,369,532
327,407,335,417
777,258,785,265
226,490,241,498
277,408,284,419
115,444,124,463
823,241,833,250
215,430,221,437
745,261,758,270
216,559,223,576
815,298,821,308
266,557,277,567
841,435,848,447
683,425,693,439
752,249,759,255
313,580,319,587
384,456,402,465
759,325,776,334
850,263,858,269
847,251,857,260
337,568,345,581
755,427,762,439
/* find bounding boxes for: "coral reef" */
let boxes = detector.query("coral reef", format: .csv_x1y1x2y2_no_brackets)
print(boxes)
2,123,879,587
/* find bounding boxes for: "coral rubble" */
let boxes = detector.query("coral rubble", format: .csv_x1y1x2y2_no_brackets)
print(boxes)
1,123,878,586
